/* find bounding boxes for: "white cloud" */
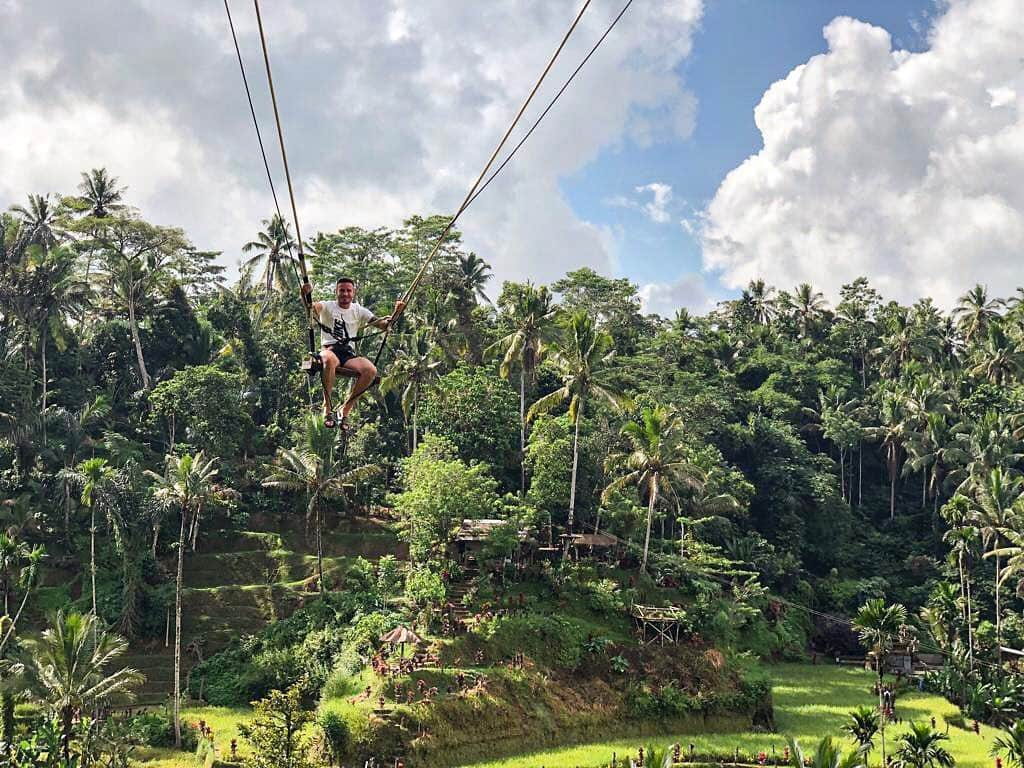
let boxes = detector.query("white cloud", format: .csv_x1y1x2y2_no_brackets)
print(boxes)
636,182,673,223
1,0,704,290
701,0,1024,308
639,273,716,316
604,181,674,224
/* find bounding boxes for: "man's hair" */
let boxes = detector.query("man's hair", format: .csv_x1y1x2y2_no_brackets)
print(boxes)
336,277,356,287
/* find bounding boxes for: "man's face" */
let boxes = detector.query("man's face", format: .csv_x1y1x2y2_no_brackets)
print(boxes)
335,281,355,306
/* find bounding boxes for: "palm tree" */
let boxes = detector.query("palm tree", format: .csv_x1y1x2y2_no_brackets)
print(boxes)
786,736,864,768
992,721,1024,768
603,406,704,572
631,743,674,768
969,322,1024,385
920,582,962,652
942,497,978,666
905,413,965,515
866,390,912,520
52,395,110,542
148,451,220,747
954,284,1002,347
528,311,628,535
19,611,143,762
488,283,558,492
744,279,777,326
973,468,1023,650
451,252,492,361
263,415,380,594
87,216,186,389
9,194,63,250
0,542,44,656
241,214,298,306
789,282,827,339
381,330,443,452
76,458,113,621
846,706,880,758
894,722,954,768
74,168,126,218
853,598,909,699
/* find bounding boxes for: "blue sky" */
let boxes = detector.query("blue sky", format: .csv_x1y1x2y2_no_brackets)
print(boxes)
565,0,938,302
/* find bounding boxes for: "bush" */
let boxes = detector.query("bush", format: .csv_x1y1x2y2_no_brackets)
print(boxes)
318,711,351,763
128,711,199,750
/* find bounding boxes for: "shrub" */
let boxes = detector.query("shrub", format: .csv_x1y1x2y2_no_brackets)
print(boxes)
128,711,199,750
317,711,351,763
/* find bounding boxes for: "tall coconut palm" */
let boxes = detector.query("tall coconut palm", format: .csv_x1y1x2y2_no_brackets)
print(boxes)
905,413,966,515
488,283,558,492
74,168,126,218
942,495,978,665
263,415,380,594
18,611,143,762
528,311,628,535
853,598,908,700
241,214,298,307
894,722,954,768
969,322,1024,385
866,391,912,520
954,284,1002,347
9,194,63,251
381,330,443,452
973,468,1023,650
789,282,828,339
147,451,220,747
86,216,186,389
52,395,110,544
602,406,704,572
76,458,113,621
742,279,777,326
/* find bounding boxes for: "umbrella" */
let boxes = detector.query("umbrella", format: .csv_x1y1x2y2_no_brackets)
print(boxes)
381,625,423,657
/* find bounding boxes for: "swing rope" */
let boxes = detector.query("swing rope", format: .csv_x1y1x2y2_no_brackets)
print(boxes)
371,0,594,366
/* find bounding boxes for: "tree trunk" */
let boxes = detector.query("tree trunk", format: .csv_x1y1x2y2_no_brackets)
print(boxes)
641,487,656,573
839,447,846,501
995,551,1003,659
965,557,975,671
174,505,188,747
412,390,419,453
91,504,98,617
568,403,583,536
922,467,927,509
519,368,526,495
858,444,863,508
316,503,325,595
127,295,151,389
889,463,896,521
152,519,162,559
0,580,35,655
40,324,48,414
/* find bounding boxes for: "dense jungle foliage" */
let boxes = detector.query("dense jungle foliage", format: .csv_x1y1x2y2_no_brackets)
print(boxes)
3,169,1024,765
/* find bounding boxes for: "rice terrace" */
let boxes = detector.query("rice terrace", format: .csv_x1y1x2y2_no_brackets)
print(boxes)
2,1,1024,767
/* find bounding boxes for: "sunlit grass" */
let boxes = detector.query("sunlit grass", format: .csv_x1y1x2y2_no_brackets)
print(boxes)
461,664,1001,768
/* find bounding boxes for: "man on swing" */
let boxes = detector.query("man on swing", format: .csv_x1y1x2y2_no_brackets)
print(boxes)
301,278,405,428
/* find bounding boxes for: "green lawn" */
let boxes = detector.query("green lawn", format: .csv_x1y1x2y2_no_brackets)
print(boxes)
132,706,252,767
461,663,1000,768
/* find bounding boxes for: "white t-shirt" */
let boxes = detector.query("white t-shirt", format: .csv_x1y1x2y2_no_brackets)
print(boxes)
318,300,376,351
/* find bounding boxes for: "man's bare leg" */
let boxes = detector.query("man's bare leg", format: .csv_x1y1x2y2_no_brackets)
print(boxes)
340,357,378,420
321,349,341,417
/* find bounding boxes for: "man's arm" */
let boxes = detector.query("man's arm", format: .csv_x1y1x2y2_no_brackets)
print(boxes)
369,299,407,330
300,282,323,314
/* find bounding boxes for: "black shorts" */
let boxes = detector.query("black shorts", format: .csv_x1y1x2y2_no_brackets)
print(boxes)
324,342,359,366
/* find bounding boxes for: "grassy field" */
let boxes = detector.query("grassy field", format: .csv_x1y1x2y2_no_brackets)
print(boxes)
461,663,1000,768
129,664,1001,768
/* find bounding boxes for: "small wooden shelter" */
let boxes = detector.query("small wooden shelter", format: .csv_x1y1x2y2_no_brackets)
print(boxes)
631,604,686,645
452,519,533,565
